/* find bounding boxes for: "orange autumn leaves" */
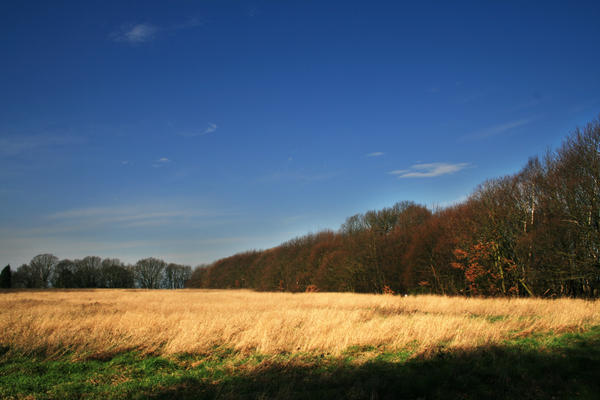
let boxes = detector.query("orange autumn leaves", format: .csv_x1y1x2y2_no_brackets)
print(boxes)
451,241,519,296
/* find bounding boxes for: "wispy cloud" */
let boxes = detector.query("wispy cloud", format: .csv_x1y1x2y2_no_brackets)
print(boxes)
258,171,338,183
247,6,261,17
509,95,545,112
389,162,469,178
48,207,186,222
111,23,158,44
365,152,384,157
464,116,538,140
44,204,226,230
0,204,233,259
178,123,218,137
455,90,486,105
152,157,171,168
170,18,202,30
111,18,202,45
0,134,76,156
206,123,217,134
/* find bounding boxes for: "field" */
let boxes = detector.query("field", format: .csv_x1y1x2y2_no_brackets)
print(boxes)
1,290,600,399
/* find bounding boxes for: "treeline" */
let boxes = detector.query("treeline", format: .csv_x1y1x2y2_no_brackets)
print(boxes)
0,255,191,289
188,118,600,298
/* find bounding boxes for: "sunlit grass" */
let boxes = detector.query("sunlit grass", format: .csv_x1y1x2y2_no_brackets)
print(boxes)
1,289,598,360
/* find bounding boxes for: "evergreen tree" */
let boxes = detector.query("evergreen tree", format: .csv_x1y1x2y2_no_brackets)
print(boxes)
0,265,11,288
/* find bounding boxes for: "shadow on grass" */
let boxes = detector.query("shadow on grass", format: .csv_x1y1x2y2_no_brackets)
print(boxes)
148,334,600,400
2,329,599,400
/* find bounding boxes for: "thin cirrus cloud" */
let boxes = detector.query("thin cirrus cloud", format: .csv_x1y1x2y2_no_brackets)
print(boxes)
44,204,224,229
258,170,338,183
178,123,218,137
111,23,158,44
389,162,470,178
463,116,538,140
365,152,384,157
0,134,77,156
111,18,202,45
152,157,171,168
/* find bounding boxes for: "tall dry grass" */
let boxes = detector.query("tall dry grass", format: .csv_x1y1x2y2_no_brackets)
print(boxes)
1,289,598,359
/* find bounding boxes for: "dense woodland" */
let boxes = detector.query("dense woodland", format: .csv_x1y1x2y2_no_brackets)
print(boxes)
188,118,600,298
0,256,191,290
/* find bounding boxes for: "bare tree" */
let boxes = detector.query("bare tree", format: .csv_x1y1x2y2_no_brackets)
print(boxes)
51,259,76,288
135,257,166,288
29,254,58,288
100,258,134,288
164,263,192,288
73,256,102,288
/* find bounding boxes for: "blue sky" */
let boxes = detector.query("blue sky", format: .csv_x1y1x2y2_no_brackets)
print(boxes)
1,1,599,267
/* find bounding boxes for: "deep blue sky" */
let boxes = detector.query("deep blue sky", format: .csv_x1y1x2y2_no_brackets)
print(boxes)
2,1,599,267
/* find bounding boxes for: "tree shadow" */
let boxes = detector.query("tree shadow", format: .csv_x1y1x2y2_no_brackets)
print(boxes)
146,336,600,400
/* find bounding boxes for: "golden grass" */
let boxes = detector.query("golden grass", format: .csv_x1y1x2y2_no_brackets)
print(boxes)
1,289,599,359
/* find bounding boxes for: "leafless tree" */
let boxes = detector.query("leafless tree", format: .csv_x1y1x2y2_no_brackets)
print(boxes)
29,254,58,288
135,257,166,288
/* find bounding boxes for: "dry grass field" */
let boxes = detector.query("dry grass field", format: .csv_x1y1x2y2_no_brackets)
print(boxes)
2,289,599,359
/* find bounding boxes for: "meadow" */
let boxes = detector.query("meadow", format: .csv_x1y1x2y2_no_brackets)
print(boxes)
1,290,600,399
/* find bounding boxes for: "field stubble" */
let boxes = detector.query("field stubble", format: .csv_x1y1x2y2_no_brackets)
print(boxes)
1,289,598,360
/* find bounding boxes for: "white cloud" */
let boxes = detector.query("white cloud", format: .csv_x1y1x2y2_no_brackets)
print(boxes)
179,123,218,137
111,23,158,44
389,162,469,178
366,152,384,157
152,157,171,167
204,123,217,134
388,169,409,175
111,19,202,45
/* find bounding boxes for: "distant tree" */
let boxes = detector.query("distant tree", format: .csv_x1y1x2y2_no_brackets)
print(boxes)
164,263,192,289
100,258,134,288
340,213,367,235
314,248,352,291
135,257,166,288
13,263,36,288
0,265,11,288
51,259,76,288
72,256,102,288
29,254,58,288
186,264,210,288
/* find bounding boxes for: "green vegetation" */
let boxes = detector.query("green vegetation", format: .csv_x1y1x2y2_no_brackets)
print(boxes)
2,326,599,399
